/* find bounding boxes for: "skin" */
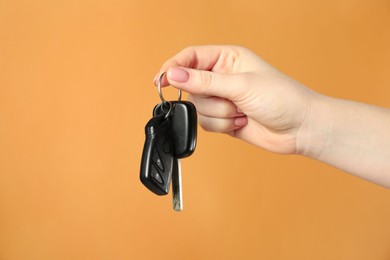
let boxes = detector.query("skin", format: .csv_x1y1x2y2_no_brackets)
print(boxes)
155,45,390,188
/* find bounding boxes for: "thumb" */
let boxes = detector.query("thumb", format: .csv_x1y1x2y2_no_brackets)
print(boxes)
166,67,249,101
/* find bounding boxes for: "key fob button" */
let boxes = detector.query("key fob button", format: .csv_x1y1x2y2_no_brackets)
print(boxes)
152,166,164,185
152,148,164,171
155,158,163,171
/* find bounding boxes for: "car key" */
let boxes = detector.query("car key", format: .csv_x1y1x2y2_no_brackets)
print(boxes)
154,101,197,211
170,101,197,158
154,101,197,158
140,72,197,211
171,101,197,211
139,108,174,195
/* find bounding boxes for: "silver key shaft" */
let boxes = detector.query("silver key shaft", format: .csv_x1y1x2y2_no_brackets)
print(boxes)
172,159,183,211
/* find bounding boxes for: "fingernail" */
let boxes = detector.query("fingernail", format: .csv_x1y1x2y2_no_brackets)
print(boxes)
167,67,189,83
153,73,159,85
234,116,248,127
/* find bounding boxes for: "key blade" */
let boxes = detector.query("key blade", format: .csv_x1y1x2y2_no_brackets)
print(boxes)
172,159,183,211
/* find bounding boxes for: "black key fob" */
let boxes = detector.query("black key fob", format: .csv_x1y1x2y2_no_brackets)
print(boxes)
154,101,197,158
140,114,174,195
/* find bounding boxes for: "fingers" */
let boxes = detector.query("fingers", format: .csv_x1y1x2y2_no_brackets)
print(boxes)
188,95,242,118
166,67,251,101
199,115,248,133
161,45,239,73
154,45,242,87
188,94,248,133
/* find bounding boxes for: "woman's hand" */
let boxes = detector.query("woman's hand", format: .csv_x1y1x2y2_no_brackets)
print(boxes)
156,45,316,154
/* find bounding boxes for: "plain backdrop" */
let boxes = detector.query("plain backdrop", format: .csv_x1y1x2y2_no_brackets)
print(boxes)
0,0,390,259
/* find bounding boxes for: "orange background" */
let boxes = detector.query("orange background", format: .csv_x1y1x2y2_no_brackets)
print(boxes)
1,0,390,259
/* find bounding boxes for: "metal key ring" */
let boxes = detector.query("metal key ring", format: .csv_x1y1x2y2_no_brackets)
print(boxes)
155,100,173,118
157,72,182,102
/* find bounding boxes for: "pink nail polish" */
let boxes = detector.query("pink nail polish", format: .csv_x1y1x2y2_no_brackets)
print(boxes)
168,67,189,83
153,74,159,86
234,116,248,127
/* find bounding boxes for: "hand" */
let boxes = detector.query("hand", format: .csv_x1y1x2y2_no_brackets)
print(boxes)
156,45,316,154
156,45,390,187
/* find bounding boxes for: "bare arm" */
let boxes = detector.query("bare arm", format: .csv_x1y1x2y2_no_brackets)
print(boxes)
157,45,390,188
298,94,390,187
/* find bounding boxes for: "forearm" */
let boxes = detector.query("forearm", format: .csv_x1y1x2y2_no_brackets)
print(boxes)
297,93,390,187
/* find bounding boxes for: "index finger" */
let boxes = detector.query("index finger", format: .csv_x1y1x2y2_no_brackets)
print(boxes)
155,45,240,87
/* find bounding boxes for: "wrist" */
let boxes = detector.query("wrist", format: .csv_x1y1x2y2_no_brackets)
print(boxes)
295,93,334,159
